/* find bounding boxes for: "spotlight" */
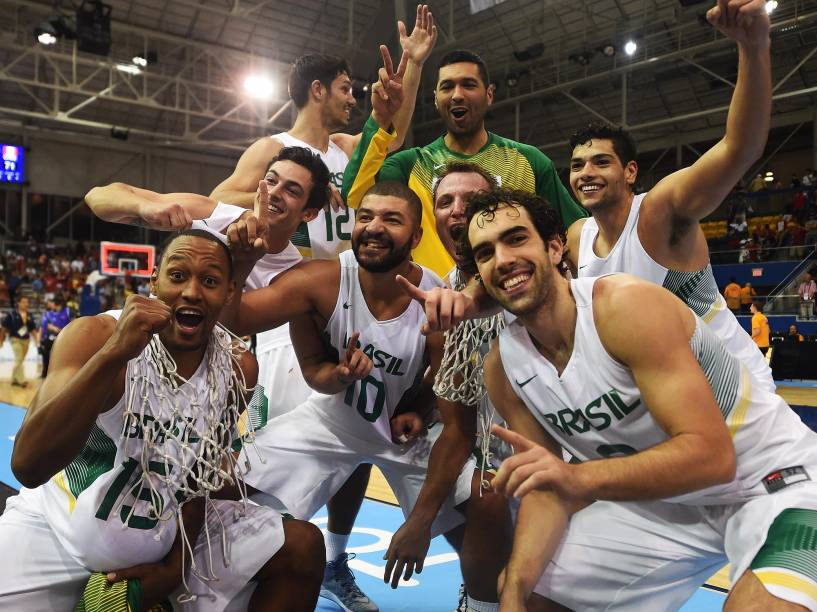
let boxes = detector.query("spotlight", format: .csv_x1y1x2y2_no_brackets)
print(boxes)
132,50,158,67
362,84,369,92
506,73,518,88
34,5,75,45
599,44,616,57
624,40,638,56
37,31,58,45
244,75,275,99
115,63,141,75
765,0,778,13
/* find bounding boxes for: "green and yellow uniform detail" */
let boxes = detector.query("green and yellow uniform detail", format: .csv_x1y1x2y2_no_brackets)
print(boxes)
343,117,587,276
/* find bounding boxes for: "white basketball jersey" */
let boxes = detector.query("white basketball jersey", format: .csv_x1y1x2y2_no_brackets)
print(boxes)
311,250,444,443
577,193,774,392
17,310,236,570
499,276,817,505
272,132,353,260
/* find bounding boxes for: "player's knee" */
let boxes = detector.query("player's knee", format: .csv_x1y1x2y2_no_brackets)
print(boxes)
280,519,325,580
467,486,510,524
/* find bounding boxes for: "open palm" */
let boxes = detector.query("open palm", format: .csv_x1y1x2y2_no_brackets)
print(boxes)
399,4,438,65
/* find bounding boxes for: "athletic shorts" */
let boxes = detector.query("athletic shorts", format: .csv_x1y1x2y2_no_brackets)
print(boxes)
534,477,817,611
241,400,475,537
256,331,312,421
0,498,284,611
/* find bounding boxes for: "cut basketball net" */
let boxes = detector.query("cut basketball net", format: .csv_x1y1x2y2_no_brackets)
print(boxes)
116,324,259,604
433,270,506,492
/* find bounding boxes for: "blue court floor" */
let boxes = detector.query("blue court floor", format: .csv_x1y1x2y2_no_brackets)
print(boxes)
0,401,726,610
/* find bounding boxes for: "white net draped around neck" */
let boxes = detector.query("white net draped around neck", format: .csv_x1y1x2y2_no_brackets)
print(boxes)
433,270,505,491
117,325,257,604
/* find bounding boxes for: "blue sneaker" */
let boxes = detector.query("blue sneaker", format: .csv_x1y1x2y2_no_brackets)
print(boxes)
320,553,379,612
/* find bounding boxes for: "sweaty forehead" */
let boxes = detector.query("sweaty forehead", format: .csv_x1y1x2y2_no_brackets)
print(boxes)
162,236,230,272
572,138,617,158
436,171,492,197
269,160,313,189
438,62,482,84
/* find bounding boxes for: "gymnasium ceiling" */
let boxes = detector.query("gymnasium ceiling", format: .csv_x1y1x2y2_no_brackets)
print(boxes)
1,0,817,168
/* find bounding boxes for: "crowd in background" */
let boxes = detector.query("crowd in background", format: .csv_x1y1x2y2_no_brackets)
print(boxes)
0,239,151,381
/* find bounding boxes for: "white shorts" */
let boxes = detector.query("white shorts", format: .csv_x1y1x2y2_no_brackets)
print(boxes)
256,333,312,421
241,400,475,537
535,479,817,611
0,497,284,611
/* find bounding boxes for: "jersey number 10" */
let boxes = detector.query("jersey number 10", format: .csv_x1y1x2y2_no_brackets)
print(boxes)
344,375,386,422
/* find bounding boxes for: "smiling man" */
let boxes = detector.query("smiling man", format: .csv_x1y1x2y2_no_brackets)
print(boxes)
460,189,817,612
221,181,512,611
343,50,587,277
0,230,324,611
564,0,774,393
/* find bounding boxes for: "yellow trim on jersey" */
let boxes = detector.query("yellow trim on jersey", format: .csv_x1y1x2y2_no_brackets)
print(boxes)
407,174,455,277
754,569,817,602
728,367,753,437
702,294,727,324
53,470,77,514
345,125,398,210
295,245,312,259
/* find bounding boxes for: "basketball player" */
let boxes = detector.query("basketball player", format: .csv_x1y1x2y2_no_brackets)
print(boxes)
342,50,587,277
565,0,774,390
86,150,392,611
0,230,324,611
224,181,512,612
210,12,436,604
210,3,438,259
461,189,817,611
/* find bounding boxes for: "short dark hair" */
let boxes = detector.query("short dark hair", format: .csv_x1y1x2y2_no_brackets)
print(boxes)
437,50,490,87
288,54,351,109
361,181,422,227
432,161,498,204
158,229,233,279
570,121,638,166
458,188,564,274
268,146,331,212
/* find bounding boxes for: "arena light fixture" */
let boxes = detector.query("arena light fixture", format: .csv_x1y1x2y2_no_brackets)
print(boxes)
132,55,148,67
115,62,141,75
624,40,638,56
37,31,58,45
765,0,778,13
244,74,275,99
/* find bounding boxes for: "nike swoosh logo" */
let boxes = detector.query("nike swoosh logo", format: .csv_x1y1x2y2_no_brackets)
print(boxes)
343,302,351,309
516,375,538,388
578,265,588,270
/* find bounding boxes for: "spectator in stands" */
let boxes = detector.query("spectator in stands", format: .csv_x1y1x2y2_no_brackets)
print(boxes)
750,173,766,192
740,282,757,314
803,169,815,187
39,295,72,378
799,270,817,321
750,301,771,356
787,323,804,342
792,190,808,223
791,173,801,188
78,283,102,317
2,296,38,387
724,277,742,314
729,213,748,239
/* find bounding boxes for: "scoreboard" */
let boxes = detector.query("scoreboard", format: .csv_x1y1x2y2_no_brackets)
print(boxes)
1,145,24,184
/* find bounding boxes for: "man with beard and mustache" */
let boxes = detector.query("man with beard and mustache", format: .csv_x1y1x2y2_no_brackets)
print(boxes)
221,181,513,612
342,49,587,277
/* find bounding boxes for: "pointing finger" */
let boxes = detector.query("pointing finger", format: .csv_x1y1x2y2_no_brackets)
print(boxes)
491,424,535,452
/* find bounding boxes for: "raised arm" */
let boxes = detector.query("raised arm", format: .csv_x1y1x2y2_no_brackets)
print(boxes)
383,330,475,588
648,0,771,222
12,296,171,487
209,137,284,207
85,183,215,230
483,345,575,611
